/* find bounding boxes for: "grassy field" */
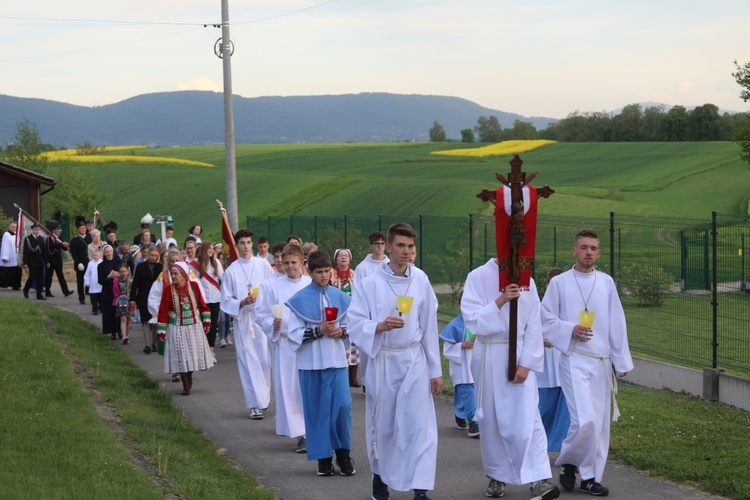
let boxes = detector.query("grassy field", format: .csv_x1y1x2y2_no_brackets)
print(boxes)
44,141,750,243
0,299,272,500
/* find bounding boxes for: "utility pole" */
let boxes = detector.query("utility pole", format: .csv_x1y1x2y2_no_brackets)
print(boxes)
220,0,239,231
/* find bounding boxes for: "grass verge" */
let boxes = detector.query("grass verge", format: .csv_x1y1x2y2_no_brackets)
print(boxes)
0,298,273,500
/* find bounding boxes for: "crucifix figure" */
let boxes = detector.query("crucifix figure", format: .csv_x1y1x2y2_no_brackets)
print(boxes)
476,154,554,380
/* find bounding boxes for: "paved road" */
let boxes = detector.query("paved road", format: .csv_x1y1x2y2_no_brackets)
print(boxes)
6,282,726,500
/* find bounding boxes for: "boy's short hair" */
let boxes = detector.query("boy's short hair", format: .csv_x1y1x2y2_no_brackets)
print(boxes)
271,242,286,255
282,243,305,259
306,251,331,271
387,222,417,244
546,267,564,285
257,236,269,245
234,229,253,241
302,242,318,255
368,231,386,244
184,235,197,247
287,234,302,244
574,229,599,243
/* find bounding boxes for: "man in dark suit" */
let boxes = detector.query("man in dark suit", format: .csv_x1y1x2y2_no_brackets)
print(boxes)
22,223,46,300
69,217,90,304
44,223,74,298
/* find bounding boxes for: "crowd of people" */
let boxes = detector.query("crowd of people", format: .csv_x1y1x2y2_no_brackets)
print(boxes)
0,216,632,500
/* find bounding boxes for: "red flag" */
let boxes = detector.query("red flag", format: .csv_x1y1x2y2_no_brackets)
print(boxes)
220,207,239,264
494,184,538,292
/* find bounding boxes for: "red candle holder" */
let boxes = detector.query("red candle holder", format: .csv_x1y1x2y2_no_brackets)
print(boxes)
324,307,339,322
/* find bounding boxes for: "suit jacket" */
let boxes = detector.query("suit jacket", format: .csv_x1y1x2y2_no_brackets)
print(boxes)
130,260,163,309
44,234,66,267
23,234,45,268
70,235,89,269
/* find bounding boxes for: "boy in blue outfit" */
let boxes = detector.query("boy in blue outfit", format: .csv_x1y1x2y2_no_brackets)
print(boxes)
439,300,478,438
286,251,356,477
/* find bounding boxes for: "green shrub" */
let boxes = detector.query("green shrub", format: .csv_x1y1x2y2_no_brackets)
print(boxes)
617,263,674,307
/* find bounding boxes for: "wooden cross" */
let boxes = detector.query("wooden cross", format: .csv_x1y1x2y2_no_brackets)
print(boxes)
476,154,554,380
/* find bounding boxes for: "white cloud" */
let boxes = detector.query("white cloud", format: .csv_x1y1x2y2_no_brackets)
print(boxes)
178,75,222,92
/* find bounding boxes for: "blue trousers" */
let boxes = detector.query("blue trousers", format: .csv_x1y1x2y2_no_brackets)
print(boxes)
299,367,352,460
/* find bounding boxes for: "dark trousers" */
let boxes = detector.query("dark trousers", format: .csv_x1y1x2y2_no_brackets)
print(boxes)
89,292,101,314
45,263,71,295
207,302,220,347
23,266,44,297
75,269,86,301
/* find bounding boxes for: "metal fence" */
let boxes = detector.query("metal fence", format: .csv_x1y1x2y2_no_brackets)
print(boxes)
247,212,750,377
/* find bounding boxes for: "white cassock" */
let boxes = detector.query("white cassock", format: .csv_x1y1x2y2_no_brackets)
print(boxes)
541,267,633,482
352,254,390,382
220,256,274,410
461,259,551,486
348,264,441,492
256,273,311,438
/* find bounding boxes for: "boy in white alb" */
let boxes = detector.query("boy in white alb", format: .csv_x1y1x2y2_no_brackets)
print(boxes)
220,229,274,420
256,244,311,453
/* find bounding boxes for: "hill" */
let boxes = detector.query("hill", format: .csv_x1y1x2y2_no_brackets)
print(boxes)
38,141,750,243
0,92,556,147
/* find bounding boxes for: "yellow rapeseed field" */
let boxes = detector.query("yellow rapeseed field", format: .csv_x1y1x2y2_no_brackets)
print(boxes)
43,146,214,168
432,140,556,158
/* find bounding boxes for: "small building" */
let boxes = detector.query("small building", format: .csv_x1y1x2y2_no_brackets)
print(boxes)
0,160,55,221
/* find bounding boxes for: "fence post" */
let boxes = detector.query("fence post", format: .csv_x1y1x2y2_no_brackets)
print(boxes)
378,214,382,232
344,214,348,248
289,215,293,236
553,226,557,266
469,214,474,272
711,211,718,369
314,216,318,244
609,212,615,279
267,216,272,241
419,215,424,270
742,233,746,290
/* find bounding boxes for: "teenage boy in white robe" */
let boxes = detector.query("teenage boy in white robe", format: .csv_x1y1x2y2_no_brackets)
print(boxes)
286,251,355,478
256,243,311,453
541,229,633,497
220,229,274,420
348,222,443,500
462,258,560,500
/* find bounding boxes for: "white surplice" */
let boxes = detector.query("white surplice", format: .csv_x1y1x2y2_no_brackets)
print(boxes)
348,264,441,492
256,273,311,438
220,256,274,410
461,259,551,486
541,267,633,482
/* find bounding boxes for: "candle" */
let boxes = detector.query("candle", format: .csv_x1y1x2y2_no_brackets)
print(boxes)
580,310,595,328
251,287,259,299
271,304,285,320
324,307,339,322
396,295,414,316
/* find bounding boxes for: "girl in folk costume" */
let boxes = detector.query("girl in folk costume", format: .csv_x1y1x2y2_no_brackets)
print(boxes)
156,262,214,396
112,263,134,345
330,248,360,387
193,241,224,363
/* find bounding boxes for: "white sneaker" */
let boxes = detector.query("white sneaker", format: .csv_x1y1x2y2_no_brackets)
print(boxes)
219,338,227,348
226,336,233,346
212,352,218,363
249,408,264,420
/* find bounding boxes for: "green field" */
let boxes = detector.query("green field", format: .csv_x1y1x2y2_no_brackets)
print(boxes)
45,141,750,242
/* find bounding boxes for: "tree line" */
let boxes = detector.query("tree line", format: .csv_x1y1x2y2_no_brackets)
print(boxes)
429,102,750,144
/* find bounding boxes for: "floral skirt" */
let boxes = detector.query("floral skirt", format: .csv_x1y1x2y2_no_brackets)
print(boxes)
346,343,360,366
164,323,214,374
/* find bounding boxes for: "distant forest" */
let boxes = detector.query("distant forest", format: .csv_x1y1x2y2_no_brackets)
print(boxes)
451,103,750,144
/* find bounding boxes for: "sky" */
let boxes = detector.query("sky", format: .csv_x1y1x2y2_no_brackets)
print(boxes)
2,0,749,119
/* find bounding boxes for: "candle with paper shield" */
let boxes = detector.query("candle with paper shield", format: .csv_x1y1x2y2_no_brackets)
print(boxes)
580,310,595,328
396,295,414,316
324,307,339,322
271,304,285,319
251,287,259,299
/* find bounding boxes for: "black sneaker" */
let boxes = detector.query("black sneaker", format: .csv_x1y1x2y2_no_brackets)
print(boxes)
455,415,468,429
580,479,609,496
336,456,356,476
468,423,480,438
559,464,577,491
317,459,334,477
372,474,389,500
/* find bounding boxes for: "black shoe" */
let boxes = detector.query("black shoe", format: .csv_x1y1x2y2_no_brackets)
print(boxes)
350,379,361,388
143,345,152,354
37,295,46,300
317,459,334,477
413,490,431,500
182,389,191,396
64,290,74,297
455,415,468,430
79,298,86,305
23,290,29,298
110,333,117,340
336,456,355,476
93,310,99,315
372,473,389,500
580,479,609,496
559,464,577,491
45,293,54,297
151,343,157,352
